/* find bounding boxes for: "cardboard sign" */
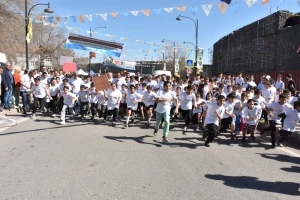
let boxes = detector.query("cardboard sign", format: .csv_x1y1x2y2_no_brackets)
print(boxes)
92,75,111,91
63,62,76,72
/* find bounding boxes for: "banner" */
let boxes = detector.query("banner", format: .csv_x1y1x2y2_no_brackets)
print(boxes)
63,62,76,72
196,48,204,72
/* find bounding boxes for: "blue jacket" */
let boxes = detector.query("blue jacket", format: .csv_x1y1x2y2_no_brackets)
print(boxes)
1,68,13,89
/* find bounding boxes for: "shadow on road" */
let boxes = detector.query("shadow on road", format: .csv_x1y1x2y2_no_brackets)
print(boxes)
205,174,300,196
281,166,300,173
104,135,162,147
256,153,300,165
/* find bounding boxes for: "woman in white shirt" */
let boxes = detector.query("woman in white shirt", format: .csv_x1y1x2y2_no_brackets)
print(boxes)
180,85,196,134
30,77,51,119
106,83,122,125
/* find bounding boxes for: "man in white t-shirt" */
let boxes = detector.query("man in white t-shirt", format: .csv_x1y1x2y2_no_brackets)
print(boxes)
20,70,32,114
235,72,244,86
69,72,84,95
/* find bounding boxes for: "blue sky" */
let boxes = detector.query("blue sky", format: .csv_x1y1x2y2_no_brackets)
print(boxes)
42,0,299,64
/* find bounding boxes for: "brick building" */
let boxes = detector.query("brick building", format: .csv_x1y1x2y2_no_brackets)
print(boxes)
212,10,300,75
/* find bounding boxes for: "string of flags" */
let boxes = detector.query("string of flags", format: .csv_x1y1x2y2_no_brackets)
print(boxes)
31,0,275,25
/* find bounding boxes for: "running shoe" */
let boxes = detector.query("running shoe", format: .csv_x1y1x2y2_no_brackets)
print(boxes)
153,129,158,136
162,136,168,143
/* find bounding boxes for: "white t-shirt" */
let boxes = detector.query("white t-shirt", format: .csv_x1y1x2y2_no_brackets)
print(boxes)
61,92,77,107
115,79,126,90
107,89,122,110
248,81,257,87
20,74,31,92
40,76,49,86
193,98,205,114
120,89,127,104
267,102,293,121
203,85,210,99
274,80,285,89
87,88,98,103
155,90,177,113
126,91,142,110
49,84,59,96
31,84,46,98
242,106,262,126
59,83,71,93
223,100,236,118
235,77,244,86
143,92,156,107
262,88,276,104
97,91,107,105
283,109,300,132
70,78,84,94
78,90,89,102
179,92,196,110
204,101,225,126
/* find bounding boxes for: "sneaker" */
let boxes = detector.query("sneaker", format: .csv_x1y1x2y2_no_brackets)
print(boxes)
194,126,197,132
277,142,284,147
250,135,256,140
51,114,56,118
271,144,276,149
202,130,208,141
230,133,236,140
112,121,116,126
260,130,265,136
91,116,94,120
147,121,150,126
31,114,36,119
153,129,158,136
60,120,66,125
162,136,168,143
124,123,129,127
131,118,134,124
204,142,210,147
242,137,246,143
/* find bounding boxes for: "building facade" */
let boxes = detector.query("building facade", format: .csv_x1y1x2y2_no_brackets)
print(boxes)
12,54,54,71
212,11,300,75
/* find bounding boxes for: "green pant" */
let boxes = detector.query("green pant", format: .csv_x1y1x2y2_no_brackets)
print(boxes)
155,110,170,137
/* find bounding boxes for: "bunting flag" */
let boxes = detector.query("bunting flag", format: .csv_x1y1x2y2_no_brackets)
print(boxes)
153,9,162,15
261,0,270,4
63,16,69,25
51,23,57,28
202,4,213,16
48,16,55,23
78,15,85,23
176,6,187,11
246,0,258,8
70,16,76,23
66,26,73,30
221,0,232,5
104,34,115,38
35,16,42,23
130,11,139,16
164,8,173,13
189,6,198,15
26,18,33,43
120,37,130,40
85,14,93,21
111,12,118,19
99,13,107,21
123,12,129,17
55,16,61,24
217,2,228,14
141,10,150,16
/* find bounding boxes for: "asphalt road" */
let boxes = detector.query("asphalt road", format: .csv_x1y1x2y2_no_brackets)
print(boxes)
0,115,299,200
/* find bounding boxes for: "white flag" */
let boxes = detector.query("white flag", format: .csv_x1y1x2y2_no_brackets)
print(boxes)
201,4,213,16
99,13,107,21
245,0,257,8
164,8,174,13
85,14,93,22
130,11,139,16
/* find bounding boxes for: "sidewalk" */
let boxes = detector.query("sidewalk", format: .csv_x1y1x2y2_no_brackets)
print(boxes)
0,108,28,131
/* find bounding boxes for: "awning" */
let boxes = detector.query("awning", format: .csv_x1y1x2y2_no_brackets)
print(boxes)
105,63,135,71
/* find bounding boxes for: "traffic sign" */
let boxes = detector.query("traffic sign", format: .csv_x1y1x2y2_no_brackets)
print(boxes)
174,59,179,73
186,68,193,74
185,58,194,68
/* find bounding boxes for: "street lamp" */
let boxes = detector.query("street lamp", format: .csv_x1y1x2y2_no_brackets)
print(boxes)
183,41,196,49
25,1,54,70
161,39,176,72
89,26,106,74
176,15,198,76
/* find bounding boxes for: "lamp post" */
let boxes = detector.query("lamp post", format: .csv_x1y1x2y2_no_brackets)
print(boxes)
25,1,54,71
161,39,175,72
183,41,196,49
88,26,106,74
176,15,198,76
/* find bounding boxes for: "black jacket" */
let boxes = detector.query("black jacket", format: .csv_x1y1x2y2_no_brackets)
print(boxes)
1,68,13,89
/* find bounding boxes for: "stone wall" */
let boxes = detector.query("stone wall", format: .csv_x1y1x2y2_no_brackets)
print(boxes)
212,11,300,75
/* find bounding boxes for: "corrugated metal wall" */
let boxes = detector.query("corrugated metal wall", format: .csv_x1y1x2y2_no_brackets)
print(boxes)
246,70,300,90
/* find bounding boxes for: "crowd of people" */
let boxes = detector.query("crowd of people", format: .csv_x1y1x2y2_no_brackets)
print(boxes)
1,61,299,148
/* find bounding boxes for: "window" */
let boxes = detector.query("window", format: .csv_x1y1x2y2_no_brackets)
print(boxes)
30,61,35,66
45,57,50,62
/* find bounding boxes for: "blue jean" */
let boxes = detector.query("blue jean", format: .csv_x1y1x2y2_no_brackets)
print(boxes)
155,110,170,137
3,86,12,108
20,91,30,112
235,114,242,133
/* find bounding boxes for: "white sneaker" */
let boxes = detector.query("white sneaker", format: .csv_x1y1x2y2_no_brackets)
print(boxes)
60,120,65,125
51,114,56,118
31,114,36,119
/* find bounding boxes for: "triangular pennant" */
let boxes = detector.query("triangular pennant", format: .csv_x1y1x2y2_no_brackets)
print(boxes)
35,16,42,23
217,3,228,14
201,4,213,16
70,16,76,23
261,0,270,4
111,12,118,19
51,23,57,28
164,8,174,13
78,15,85,23
85,14,93,22
130,11,139,16
245,0,258,8
63,16,69,25
123,12,129,17
55,16,61,23
141,10,150,17
99,13,107,21
120,37,130,40
66,27,73,30
176,6,187,11
221,0,232,5
153,9,162,15
104,34,115,38
189,6,198,15
48,16,54,23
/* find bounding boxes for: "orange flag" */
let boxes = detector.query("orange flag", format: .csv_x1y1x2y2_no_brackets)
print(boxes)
176,6,187,11
141,10,150,16
217,3,228,14
261,0,270,4
78,15,85,23
111,12,118,19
